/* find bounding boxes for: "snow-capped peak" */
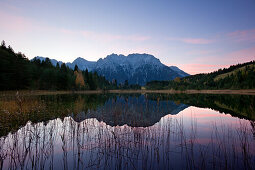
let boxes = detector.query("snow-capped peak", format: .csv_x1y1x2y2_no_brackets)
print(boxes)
31,53,189,85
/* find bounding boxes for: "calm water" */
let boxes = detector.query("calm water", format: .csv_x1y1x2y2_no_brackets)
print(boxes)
0,94,254,170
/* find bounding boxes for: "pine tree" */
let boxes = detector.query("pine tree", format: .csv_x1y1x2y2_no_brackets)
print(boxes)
74,64,78,71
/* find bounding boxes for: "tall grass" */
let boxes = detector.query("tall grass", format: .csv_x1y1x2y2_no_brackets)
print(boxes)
0,114,254,170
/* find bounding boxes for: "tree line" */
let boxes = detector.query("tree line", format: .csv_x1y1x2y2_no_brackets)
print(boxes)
146,60,255,90
0,41,140,90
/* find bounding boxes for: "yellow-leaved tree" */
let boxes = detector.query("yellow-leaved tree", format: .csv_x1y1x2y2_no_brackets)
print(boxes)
74,71,85,88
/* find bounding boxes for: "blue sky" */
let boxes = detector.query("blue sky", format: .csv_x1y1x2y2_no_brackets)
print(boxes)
0,0,255,74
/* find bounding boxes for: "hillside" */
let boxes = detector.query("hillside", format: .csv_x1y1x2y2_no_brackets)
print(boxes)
214,63,255,81
146,60,255,90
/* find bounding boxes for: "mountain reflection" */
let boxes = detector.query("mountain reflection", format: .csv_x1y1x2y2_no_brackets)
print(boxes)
72,95,188,127
0,94,254,137
0,94,255,169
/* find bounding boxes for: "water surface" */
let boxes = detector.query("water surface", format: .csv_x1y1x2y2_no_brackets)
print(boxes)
0,94,254,169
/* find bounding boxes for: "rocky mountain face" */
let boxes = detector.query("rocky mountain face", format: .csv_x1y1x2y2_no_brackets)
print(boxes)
33,53,189,85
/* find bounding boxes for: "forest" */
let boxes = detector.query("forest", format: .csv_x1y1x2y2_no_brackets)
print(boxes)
146,60,255,90
0,41,140,91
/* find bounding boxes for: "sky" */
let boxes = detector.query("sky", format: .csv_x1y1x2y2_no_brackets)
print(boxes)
0,0,255,74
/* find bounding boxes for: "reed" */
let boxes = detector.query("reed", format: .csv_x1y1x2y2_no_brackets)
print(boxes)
0,114,254,170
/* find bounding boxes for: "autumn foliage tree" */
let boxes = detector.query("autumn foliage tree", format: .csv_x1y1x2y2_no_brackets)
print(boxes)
74,70,85,89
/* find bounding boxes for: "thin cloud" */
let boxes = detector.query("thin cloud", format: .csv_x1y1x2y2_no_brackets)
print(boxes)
60,29,76,35
181,38,214,44
0,11,32,32
0,9,151,43
185,49,219,56
225,46,255,63
168,28,255,45
168,37,214,45
0,10,54,33
81,30,151,42
227,29,255,42
60,28,151,42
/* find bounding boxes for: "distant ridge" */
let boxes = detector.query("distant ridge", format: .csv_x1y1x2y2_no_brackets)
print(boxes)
33,53,189,85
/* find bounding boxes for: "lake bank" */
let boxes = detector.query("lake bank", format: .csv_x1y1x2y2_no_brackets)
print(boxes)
1,89,255,96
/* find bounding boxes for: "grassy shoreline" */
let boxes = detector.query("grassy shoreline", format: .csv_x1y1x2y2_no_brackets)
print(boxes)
1,89,255,96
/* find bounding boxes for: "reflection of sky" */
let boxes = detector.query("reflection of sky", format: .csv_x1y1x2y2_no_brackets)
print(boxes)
164,106,252,145
1,106,254,169
0,0,255,74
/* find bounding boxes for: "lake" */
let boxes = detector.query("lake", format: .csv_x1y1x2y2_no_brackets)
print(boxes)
0,93,254,170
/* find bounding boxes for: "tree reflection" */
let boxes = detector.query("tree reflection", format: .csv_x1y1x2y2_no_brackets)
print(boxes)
0,113,254,169
0,94,255,169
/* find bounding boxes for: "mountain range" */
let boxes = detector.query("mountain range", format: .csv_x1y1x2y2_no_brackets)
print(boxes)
34,53,189,85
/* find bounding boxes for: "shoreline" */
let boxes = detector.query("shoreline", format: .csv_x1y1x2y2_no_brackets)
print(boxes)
1,89,255,96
